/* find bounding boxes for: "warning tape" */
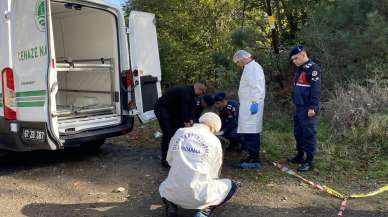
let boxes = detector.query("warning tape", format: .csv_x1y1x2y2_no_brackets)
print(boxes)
336,199,347,217
272,161,388,217
273,162,345,199
350,185,388,198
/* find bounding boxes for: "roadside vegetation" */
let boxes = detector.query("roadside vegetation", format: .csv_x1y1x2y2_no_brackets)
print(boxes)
124,0,388,186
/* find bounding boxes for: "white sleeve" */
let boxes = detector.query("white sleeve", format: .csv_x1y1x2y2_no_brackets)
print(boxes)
246,63,265,103
209,136,223,179
166,130,180,163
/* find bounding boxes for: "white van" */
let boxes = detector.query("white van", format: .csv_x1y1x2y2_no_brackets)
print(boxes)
0,0,162,151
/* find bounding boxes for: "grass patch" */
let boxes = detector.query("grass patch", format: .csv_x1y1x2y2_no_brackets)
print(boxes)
368,157,388,178
260,112,387,188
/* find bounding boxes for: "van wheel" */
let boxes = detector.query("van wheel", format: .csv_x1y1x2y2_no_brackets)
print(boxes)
80,139,106,152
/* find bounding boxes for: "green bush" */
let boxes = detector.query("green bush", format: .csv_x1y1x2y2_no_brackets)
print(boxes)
301,0,388,88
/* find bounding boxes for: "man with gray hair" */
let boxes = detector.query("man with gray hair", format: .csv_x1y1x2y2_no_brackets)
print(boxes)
159,112,237,217
154,81,207,168
233,50,266,169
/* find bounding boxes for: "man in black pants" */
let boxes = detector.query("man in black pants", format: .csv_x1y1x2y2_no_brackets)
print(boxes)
154,81,207,168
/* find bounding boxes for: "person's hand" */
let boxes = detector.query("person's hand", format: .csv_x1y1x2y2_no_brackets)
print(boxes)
307,109,316,118
250,102,258,114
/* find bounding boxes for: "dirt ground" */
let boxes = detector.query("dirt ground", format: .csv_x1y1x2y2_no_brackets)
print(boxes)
0,121,387,217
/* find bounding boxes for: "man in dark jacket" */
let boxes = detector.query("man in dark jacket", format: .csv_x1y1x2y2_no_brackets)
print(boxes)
154,81,207,168
288,45,321,172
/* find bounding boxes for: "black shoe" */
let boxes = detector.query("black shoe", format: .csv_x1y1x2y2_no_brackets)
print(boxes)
161,160,170,169
165,200,178,217
287,156,305,164
297,162,314,172
194,207,215,217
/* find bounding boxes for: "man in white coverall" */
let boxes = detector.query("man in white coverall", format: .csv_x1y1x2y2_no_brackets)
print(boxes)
159,112,238,217
233,50,266,170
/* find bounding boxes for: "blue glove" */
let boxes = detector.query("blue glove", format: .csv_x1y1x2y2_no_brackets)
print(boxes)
250,102,258,114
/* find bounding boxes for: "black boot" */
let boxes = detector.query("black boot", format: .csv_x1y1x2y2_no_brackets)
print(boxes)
287,153,305,164
193,207,215,217
163,199,178,217
297,154,314,172
161,160,170,169
297,162,314,172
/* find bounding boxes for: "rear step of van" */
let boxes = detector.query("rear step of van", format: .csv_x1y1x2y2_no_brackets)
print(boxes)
58,114,121,135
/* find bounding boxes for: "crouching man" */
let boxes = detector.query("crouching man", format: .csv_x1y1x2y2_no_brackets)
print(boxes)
214,92,240,151
159,112,238,217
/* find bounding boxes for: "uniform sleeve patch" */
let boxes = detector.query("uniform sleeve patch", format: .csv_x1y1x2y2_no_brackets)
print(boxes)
312,77,319,81
312,71,318,77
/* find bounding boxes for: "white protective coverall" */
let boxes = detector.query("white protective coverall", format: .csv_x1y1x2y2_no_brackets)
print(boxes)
237,60,266,134
159,124,232,209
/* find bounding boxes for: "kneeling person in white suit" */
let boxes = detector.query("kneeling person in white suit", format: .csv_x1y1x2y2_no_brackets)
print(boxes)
159,112,238,217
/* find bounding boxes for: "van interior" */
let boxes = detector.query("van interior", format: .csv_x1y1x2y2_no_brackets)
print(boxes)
50,1,122,135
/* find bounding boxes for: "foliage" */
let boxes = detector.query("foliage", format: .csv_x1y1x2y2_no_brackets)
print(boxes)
124,0,388,180
300,0,388,87
125,0,243,88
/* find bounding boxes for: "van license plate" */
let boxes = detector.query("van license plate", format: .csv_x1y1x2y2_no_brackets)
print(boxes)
22,129,45,141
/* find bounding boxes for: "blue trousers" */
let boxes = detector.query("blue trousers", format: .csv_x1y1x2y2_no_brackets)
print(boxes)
294,109,317,163
239,133,260,159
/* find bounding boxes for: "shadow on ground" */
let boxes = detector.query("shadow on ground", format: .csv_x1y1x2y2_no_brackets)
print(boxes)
0,142,130,176
21,200,388,217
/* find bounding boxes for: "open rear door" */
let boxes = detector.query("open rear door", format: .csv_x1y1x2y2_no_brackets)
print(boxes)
128,11,162,123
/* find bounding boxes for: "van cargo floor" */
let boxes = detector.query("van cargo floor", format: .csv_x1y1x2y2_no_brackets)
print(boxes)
58,114,121,135
55,105,115,120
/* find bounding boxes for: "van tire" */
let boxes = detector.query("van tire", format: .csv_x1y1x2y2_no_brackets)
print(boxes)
80,139,106,152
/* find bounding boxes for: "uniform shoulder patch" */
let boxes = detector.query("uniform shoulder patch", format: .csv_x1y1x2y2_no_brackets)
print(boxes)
312,70,319,77
304,63,313,69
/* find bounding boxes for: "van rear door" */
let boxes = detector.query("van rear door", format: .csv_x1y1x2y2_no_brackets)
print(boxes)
128,11,162,123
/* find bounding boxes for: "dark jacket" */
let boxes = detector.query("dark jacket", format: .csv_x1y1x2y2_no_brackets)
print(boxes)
219,100,239,134
293,59,321,113
155,85,196,125
192,97,203,123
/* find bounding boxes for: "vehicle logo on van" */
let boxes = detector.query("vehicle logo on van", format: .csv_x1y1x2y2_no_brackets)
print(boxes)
34,0,46,32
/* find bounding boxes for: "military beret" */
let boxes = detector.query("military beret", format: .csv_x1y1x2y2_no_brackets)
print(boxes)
214,92,226,102
289,45,304,59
